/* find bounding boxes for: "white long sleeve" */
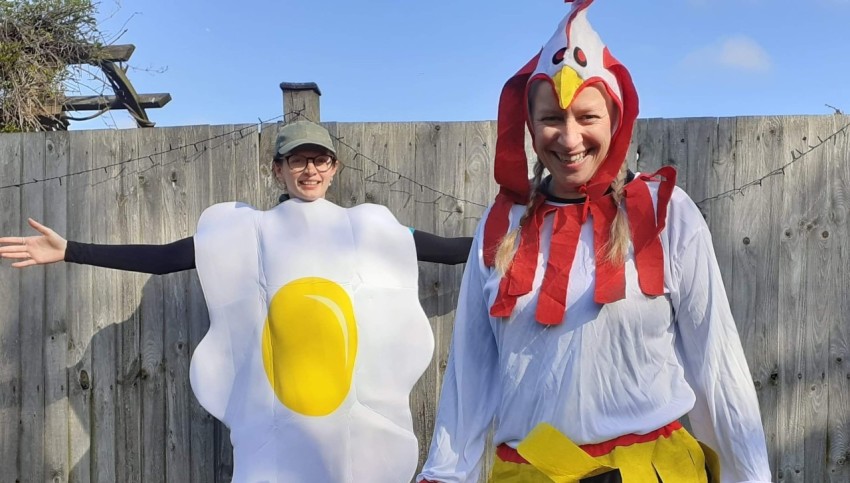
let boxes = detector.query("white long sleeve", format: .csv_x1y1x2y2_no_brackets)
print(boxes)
668,201,771,483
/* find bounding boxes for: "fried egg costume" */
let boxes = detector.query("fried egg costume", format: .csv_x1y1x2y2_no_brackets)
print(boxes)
190,198,434,483
419,1,771,482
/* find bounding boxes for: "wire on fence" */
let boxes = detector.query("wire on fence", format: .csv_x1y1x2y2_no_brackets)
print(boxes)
3,113,847,214
695,121,850,207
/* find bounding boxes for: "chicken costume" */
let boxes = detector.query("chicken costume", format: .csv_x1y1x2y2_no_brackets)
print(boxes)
190,198,434,483
418,1,771,482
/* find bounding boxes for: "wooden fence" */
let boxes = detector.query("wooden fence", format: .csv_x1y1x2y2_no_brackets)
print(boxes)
0,115,848,482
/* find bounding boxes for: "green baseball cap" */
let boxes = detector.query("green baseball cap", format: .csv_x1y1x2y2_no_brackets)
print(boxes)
274,120,337,159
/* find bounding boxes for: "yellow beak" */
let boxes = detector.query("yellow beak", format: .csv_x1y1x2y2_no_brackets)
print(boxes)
552,66,583,110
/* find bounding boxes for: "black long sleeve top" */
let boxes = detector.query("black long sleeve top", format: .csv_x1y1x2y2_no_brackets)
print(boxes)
65,229,472,275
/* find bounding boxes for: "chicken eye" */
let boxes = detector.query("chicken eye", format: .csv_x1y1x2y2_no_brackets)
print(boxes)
574,47,587,67
552,47,567,65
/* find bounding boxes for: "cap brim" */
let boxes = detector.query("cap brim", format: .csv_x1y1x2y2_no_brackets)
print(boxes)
277,140,337,158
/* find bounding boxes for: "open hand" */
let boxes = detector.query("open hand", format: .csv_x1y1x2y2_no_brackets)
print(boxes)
0,218,68,268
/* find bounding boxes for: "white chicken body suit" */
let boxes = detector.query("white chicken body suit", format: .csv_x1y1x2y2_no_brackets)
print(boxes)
190,198,435,483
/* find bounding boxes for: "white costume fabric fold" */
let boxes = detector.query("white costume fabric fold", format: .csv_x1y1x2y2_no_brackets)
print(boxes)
190,198,434,483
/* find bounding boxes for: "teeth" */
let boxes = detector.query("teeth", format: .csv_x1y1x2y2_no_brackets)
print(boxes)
558,152,586,163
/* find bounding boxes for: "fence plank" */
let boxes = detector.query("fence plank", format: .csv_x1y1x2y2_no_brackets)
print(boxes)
0,133,22,483
698,117,737,289
410,121,441,473
731,117,782,478
680,118,716,203
258,123,279,211
230,125,261,208
362,122,393,212
826,116,850,482
20,132,46,482
67,130,94,483
136,127,166,483
186,124,215,483
43,130,70,483
115,128,142,483
333,122,366,208
463,121,496,229
89,130,120,483
773,116,811,483
635,118,667,174
665,118,689,192
798,116,837,482
162,127,192,483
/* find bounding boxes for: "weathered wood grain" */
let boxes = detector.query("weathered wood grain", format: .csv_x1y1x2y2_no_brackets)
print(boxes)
410,121,442,475
161,126,192,483
826,116,850,482
185,124,215,483
776,116,812,483
733,117,782,479
257,123,280,211
20,131,46,483
43,130,71,483
115,128,142,483
66,130,94,483
799,116,835,483
135,126,166,483
333,121,367,208
89,129,121,483
0,133,22,483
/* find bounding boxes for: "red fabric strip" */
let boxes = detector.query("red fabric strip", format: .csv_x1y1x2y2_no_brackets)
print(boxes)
496,421,683,463
490,199,553,317
483,192,515,267
535,205,583,324
494,54,541,199
626,167,677,296
590,198,625,304
490,168,678,322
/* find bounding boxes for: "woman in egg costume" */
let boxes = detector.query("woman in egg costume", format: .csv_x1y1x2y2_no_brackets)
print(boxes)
418,1,771,482
190,128,435,482
1,121,471,482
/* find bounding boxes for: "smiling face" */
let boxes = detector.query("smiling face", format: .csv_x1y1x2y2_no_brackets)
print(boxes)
273,145,338,202
529,81,617,199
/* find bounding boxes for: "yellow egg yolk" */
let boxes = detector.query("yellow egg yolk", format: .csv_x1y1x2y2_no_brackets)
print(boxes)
262,277,358,416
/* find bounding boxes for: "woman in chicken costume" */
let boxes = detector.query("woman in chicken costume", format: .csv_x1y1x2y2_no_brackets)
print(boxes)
418,1,771,482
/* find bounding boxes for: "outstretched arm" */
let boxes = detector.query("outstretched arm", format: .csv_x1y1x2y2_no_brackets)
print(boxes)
65,238,195,275
0,218,67,268
0,218,195,275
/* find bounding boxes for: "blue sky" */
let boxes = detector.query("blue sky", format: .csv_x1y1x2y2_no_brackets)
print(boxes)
73,0,850,129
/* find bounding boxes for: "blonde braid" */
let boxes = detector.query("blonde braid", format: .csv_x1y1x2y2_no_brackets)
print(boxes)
495,161,546,274
604,161,630,265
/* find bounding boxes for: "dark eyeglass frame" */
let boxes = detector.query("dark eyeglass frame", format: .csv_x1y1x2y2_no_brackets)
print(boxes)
282,154,337,173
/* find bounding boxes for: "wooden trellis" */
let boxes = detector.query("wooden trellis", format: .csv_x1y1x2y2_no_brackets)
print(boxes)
43,43,171,129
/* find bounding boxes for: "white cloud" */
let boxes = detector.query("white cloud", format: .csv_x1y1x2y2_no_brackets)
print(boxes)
680,35,772,74
716,36,772,71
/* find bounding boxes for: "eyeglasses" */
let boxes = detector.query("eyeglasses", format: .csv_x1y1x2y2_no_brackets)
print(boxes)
284,154,336,173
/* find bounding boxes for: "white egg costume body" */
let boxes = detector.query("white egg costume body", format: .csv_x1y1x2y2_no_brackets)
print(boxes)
190,198,435,483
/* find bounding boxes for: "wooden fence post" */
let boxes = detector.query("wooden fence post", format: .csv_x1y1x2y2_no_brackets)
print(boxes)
280,82,321,123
